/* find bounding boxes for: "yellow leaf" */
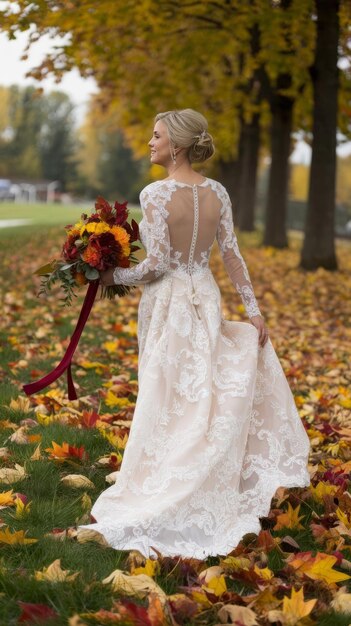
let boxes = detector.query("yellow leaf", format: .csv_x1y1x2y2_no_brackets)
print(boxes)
273,503,305,530
35,558,79,582
36,412,55,426
9,396,32,412
202,574,227,597
81,492,92,512
102,569,167,605
0,527,37,545
30,443,42,461
289,552,351,585
249,587,281,611
268,586,317,625
14,497,31,519
198,565,224,583
80,360,108,374
190,589,212,609
221,555,252,571
105,390,130,408
336,507,350,528
254,565,274,580
123,319,138,335
98,429,128,450
131,558,160,577
103,340,120,353
0,489,15,506
306,554,351,584
282,587,317,621
310,482,338,502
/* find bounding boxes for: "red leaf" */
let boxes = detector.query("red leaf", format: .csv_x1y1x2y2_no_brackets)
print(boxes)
18,601,58,623
80,410,100,429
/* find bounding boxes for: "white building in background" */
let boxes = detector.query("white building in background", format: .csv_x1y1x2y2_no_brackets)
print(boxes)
0,179,60,202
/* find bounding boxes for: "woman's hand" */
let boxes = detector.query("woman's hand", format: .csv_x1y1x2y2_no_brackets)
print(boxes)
250,315,269,348
99,268,116,287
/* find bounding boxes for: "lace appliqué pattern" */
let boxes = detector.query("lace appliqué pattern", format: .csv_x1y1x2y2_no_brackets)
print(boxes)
78,178,310,560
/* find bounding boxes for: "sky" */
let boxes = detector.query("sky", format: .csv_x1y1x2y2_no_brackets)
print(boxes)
0,29,350,163
0,30,98,120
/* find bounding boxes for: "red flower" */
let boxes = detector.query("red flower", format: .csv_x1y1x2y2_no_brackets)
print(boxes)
62,237,79,261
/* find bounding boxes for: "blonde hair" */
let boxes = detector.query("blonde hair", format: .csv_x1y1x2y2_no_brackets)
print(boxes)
155,108,215,163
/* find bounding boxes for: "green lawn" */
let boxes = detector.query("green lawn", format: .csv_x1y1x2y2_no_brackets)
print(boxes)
1,221,351,624
0,201,141,233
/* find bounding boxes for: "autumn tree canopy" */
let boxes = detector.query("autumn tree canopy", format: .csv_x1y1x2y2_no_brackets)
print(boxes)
1,0,350,268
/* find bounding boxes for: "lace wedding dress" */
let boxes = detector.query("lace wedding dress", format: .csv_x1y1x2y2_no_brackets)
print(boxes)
78,177,310,559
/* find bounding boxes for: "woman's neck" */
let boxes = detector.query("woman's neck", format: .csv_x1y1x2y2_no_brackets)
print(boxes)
166,160,203,183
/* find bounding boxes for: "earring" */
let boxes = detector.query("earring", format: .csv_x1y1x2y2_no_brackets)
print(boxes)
172,152,177,164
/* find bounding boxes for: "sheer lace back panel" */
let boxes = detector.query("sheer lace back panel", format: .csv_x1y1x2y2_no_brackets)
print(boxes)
113,178,261,318
165,183,221,271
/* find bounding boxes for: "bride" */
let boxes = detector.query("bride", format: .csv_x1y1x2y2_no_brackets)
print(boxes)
78,108,310,559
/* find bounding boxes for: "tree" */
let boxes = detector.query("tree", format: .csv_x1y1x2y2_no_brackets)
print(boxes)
300,0,340,270
39,91,78,191
1,0,350,269
257,0,315,247
0,85,79,189
76,99,146,201
0,85,42,179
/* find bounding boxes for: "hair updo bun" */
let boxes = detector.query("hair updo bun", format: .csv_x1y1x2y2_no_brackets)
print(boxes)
155,108,215,163
189,129,215,163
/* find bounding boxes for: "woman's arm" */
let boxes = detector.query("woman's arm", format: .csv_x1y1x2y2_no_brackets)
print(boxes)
101,198,170,287
215,186,268,346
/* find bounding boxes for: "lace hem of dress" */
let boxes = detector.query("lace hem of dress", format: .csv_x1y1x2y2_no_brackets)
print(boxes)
77,467,310,560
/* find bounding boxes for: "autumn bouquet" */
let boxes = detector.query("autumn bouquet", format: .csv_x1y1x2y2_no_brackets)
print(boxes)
23,196,140,401
36,196,140,306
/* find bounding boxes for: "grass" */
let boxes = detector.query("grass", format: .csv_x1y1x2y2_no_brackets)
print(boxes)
0,221,351,624
0,201,141,242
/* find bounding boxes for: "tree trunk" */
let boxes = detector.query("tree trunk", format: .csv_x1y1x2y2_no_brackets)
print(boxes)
217,158,240,206
237,113,260,231
300,0,339,270
217,125,245,223
263,88,294,248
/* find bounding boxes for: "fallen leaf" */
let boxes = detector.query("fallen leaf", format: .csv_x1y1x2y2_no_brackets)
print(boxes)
217,604,259,624
268,586,317,625
60,474,95,489
35,558,79,582
0,489,15,507
0,527,37,545
18,600,58,623
102,569,167,605
0,463,26,484
273,503,305,530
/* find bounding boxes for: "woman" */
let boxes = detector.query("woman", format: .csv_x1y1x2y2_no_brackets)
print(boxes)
78,109,310,559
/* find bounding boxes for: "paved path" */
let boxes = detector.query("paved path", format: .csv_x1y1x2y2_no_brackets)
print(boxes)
0,219,32,228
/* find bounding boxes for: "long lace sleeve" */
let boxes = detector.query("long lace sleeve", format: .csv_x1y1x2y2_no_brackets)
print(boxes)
113,191,170,286
216,185,262,319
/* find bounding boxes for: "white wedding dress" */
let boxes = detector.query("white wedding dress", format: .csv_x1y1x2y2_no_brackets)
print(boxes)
78,177,310,559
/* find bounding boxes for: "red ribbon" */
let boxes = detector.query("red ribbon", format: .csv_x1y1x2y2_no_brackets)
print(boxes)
23,279,100,401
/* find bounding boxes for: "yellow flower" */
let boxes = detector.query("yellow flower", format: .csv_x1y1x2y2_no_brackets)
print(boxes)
81,222,110,236
66,224,82,237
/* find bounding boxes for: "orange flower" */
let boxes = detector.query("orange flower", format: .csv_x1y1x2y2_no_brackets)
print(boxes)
81,244,101,267
110,226,131,257
74,271,88,286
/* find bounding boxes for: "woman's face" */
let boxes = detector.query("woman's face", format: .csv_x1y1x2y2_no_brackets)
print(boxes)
148,120,173,167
